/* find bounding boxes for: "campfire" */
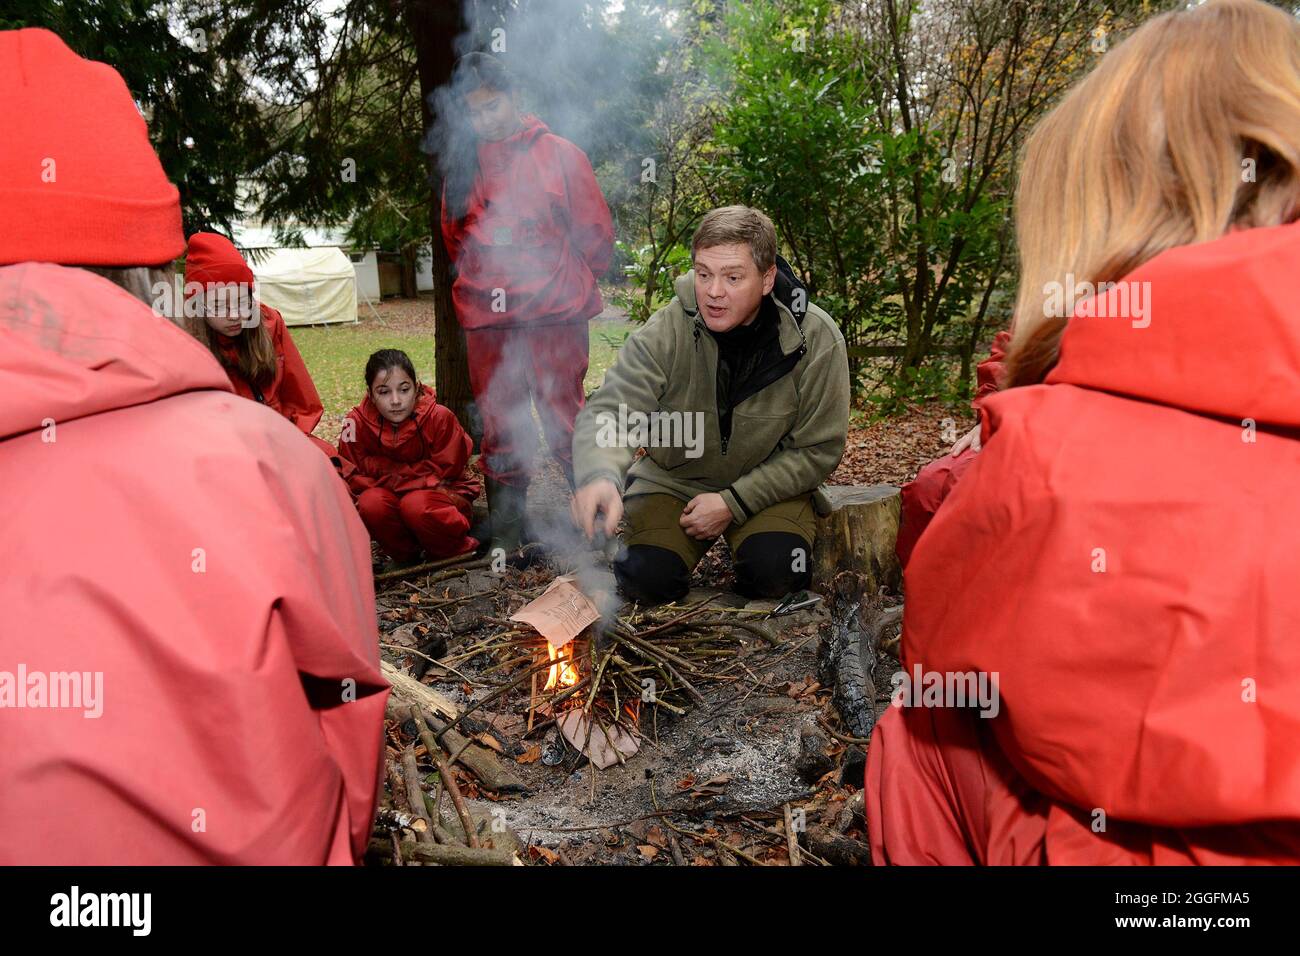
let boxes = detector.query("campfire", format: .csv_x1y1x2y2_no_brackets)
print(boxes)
543,641,581,691
377,553,788,773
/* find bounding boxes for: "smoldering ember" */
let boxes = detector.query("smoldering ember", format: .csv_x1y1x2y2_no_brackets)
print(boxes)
6,0,1296,885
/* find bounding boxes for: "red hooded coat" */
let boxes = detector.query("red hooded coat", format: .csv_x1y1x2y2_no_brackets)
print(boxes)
867,221,1300,864
440,115,613,330
337,384,482,504
0,263,388,864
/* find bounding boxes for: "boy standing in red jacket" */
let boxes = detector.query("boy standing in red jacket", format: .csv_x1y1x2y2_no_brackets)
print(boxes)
440,53,614,556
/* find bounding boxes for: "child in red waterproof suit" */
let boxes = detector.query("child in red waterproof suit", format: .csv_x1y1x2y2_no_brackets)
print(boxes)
183,232,342,465
338,350,482,569
439,52,614,555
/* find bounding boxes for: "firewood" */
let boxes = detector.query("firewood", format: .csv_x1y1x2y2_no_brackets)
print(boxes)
381,659,458,720
420,710,528,793
398,839,521,866
402,704,479,848
400,745,437,849
804,825,872,866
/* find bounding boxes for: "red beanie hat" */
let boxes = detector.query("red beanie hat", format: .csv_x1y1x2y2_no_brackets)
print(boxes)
184,233,255,289
0,28,184,267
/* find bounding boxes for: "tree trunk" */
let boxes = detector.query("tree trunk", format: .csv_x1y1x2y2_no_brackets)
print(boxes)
810,485,903,596
406,0,474,434
400,246,418,299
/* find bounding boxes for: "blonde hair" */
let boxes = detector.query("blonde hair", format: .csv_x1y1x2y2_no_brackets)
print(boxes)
692,205,778,271
1007,0,1300,387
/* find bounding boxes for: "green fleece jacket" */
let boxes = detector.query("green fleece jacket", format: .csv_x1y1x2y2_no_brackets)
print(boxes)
573,269,850,526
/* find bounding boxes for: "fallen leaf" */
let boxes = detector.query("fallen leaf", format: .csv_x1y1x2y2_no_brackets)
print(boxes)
516,745,542,765
473,732,503,753
529,846,560,864
637,845,660,860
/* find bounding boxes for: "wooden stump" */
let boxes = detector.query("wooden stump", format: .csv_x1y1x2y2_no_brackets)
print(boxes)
811,485,902,596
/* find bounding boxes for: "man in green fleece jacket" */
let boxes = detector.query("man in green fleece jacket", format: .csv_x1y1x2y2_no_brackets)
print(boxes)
571,205,850,603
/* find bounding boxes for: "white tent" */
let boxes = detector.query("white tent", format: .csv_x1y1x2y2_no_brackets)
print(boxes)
250,246,358,327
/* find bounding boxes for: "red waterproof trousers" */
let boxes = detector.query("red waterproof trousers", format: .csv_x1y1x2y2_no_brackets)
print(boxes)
355,488,475,563
464,320,589,487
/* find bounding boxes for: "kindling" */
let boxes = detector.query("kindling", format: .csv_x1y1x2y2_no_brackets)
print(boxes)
0,665,103,718
50,886,151,936
890,664,1000,718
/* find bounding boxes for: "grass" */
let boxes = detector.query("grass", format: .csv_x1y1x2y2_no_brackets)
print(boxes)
290,306,631,441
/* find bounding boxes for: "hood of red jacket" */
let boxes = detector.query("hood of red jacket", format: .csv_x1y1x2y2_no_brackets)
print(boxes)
476,114,550,168
351,383,440,441
1046,220,1300,429
0,263,232,441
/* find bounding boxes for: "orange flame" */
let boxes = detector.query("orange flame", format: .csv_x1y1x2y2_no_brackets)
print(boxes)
544,643,580,691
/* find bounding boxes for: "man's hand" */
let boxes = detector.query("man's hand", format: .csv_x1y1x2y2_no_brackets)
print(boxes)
571,479,623,540
679,493,733,540
950,424,982,456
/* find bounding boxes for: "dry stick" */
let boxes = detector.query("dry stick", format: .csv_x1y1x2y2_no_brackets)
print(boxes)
661,819,764,866
783,803,803,867
583,646,615,716
385,759,411,814
400,745,437,848
528,667,539,733
378,643,480,685
619,630,702,675
817,714,873,746
398,839,516,866
660,659,709,707
433,656,567,742
404,704,479,848
738,814,831,867
688,617,783,647
374,553,489,585
629,595,719,640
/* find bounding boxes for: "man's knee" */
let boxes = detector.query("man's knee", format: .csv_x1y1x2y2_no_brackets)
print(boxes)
614,544,691,605
733,531,812,598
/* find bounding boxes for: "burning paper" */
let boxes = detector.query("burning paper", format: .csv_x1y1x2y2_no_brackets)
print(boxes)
509,575,601,649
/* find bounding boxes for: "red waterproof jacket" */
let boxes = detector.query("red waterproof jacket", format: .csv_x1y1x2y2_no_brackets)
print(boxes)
870,221,1300,864
338,385,482,504
440,115,613,329
894,329,1011,568
0,263,388,864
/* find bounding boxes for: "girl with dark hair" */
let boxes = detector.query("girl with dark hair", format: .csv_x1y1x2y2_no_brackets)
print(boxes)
337,349,482,569
439,51,614,555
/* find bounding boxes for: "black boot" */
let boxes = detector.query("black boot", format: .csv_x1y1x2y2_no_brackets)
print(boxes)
485,477,528,560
